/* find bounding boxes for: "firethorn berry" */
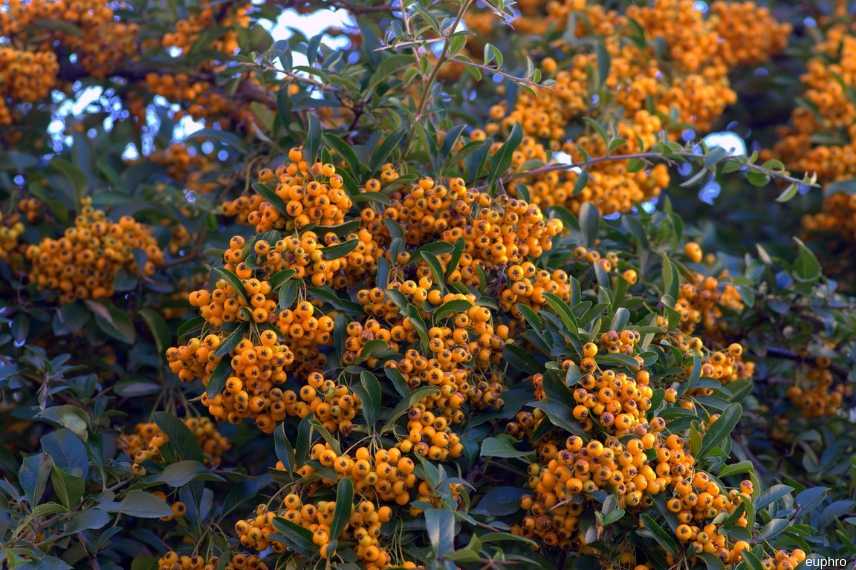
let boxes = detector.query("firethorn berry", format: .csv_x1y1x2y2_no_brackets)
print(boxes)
118,417,230,475
25,198,165,303
684,242,703,263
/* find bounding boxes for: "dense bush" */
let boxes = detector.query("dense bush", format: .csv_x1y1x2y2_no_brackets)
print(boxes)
1,1,856,569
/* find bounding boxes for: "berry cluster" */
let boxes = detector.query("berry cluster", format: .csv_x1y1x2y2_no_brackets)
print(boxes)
157,552,268,570
25,199,165,303
236,499,399,569
223,149,353,231
118,417,230,475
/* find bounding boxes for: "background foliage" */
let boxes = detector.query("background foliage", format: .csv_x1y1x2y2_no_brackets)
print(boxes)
1,0,856,569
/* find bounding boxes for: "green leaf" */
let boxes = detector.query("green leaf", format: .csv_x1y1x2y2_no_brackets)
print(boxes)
792,238,821,283
425,508,456,558
595,40,611,89
381,386,440,433
384,366,412,398
305,114,322,163
403,304,430,351
572,170,589,196
357,371,382,427
213,268,247,302
698,403,742,459
639,513,678,555
483,42,503,67
480,435,534,459
274,422,296,474
87,300,136,344
113,490,172,518
487,123,523,189
50,157,87,197
139,308,170,355
19,453,51,506
152,412,204,462
528,400,588,438
187,129,249,154
177,316,204,341
465,140,492,182
51,466,84,509
278,279,300,309
67,508,110,533
440,125,467,160
270,269,296,290
272,518,316,555
737,551,764,570
114,380,160,398
41,429,88,479
252,182,287,215
215,323,248,358
358,339,398,363
370,130,407,172
37,405,88,440
368,54,414,92
448,31,468,56
755,484,793,511
583,117,609,146
154,460,222,487
579,202,599,247
795,486,828,512
433,299,472,323
745,170,770,187
444,238,465,279
420,249,446,288
755,518,789,541
327,478,354,553
323,133,363,176
206,359,232,398
775,183,798,202
543,292,579,334
704,146,729,168
323,239,358,260
718,460,754,479
472,486,526,516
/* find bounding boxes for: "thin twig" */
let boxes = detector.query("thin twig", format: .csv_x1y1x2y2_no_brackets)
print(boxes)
412,0,473,123
447,56,540,88
508,150,817,189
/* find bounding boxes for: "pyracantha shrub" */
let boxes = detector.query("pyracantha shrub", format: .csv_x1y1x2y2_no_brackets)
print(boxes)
1,1,855,570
